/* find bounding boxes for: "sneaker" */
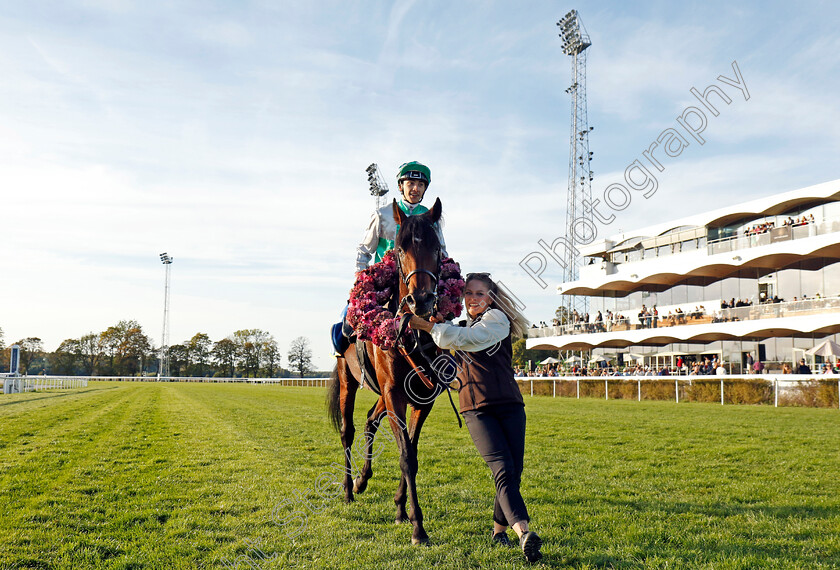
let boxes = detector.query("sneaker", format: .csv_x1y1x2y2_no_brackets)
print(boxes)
519,531,543,562
491,530,513,547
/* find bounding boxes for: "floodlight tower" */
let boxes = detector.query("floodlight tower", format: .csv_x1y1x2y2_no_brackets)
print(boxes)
558,9,594,318
365,163,390,209
158,253,173,380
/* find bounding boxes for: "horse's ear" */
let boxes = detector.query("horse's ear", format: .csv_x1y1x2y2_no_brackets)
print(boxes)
392,199,407,226
428,198,442,224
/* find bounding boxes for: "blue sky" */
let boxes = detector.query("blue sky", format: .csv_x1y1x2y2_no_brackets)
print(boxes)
2,1,839,371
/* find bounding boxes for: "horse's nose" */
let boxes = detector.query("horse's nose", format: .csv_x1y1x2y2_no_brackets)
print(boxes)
411,290,435,317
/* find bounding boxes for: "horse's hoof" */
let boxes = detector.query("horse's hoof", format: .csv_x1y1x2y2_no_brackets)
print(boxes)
353,477,368,494
395,517,406,525
411,535,430,546
344,495,355,504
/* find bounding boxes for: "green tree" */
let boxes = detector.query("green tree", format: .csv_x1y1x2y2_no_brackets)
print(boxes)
232,329,271,377
212,338,237,377
15,337,44,375
168,344,189,377
52,339,81,375
187,333,212,376
100,320,152,376
262,338,281,377
78,333,102,375
511,338,557,370
554,306,573,326
287,336,313,378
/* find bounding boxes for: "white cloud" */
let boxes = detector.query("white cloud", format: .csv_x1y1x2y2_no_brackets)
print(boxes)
2,1,840,371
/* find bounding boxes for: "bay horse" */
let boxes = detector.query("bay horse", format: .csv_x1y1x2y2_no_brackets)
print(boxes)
327,198,444,545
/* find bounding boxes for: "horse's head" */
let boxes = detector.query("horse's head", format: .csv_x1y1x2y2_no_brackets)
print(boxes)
393,198,442,319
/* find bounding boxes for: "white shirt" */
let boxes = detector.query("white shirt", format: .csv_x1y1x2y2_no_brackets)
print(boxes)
430,308,510,352
355,199,448,271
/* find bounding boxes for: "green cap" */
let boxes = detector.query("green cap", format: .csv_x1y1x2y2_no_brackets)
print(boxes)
397,161,431,187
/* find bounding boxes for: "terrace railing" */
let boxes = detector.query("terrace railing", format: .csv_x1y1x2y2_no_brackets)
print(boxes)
527,295,840,339
707,216,840,256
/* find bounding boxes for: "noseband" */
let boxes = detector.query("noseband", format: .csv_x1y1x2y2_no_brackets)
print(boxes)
395,247,441,313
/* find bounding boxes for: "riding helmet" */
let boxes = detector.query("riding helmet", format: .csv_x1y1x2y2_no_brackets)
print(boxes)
397,161,431,187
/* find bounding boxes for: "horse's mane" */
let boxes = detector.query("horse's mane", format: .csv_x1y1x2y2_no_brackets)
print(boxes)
395,212,440,252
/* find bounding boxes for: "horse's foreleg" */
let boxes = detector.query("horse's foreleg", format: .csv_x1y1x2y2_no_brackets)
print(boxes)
336,361,359,503
353,397,387,494
394,405,430,523
385,399,430,545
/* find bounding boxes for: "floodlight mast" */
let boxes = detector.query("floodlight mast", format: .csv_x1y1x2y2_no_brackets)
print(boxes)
558,9,593,320
366,163,390,209
158,253,173,380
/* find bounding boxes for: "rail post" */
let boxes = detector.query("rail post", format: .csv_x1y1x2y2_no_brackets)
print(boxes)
576,379,580,399
530,379,533,397
720,378,724,405
774,379,778,408
605,379,608,400
637,379,641,401
675,379,679,403
553,380,556,398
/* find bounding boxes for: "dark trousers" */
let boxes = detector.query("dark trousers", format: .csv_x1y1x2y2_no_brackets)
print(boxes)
462,404,529,527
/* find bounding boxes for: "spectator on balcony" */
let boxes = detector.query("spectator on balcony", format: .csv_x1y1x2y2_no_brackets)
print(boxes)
595,311,604,332
796,358,812,374
652,306,659,328
752,359,764,374
716,361,726,375
781,362,792,374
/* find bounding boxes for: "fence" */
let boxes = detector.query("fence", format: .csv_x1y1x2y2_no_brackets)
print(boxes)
515,375,840,409
6,375,837,409
77,376,332,387
2,376,89,394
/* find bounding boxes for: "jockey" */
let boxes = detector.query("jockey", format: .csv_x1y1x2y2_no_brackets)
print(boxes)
333,161,447,356
355,161,447,271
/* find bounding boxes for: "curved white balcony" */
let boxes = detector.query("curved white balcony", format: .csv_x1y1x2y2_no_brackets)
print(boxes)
526,296,840,351
562,220,840,296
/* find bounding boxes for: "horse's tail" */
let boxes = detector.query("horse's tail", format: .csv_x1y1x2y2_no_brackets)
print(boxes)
326,364,343,433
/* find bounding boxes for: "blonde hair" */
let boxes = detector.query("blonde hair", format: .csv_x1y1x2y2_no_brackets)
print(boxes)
465,273,529,338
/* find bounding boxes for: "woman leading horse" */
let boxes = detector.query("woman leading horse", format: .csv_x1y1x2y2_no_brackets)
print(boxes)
409,272,544,562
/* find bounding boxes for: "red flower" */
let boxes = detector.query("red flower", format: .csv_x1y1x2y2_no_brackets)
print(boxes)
347,252,463,348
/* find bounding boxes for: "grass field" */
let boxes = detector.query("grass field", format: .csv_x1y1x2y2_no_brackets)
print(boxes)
0,382,838,569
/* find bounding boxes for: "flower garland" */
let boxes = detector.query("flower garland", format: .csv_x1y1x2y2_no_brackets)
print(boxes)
347,250,465,350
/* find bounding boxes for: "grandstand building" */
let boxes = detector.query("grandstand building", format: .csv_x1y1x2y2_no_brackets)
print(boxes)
526,179,840,373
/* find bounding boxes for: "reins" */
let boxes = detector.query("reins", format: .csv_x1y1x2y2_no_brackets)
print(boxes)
395,315,462,429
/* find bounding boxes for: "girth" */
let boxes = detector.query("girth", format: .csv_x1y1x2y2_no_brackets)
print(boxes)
355,341,382,396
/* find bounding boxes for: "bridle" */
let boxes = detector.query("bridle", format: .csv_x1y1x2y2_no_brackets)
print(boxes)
391,241,462,428
395,246,441,314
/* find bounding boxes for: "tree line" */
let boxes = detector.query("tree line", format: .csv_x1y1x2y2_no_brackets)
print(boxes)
0,322,317,378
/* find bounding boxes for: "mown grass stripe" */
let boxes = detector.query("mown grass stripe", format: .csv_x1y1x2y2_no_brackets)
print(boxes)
0,383,837,569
